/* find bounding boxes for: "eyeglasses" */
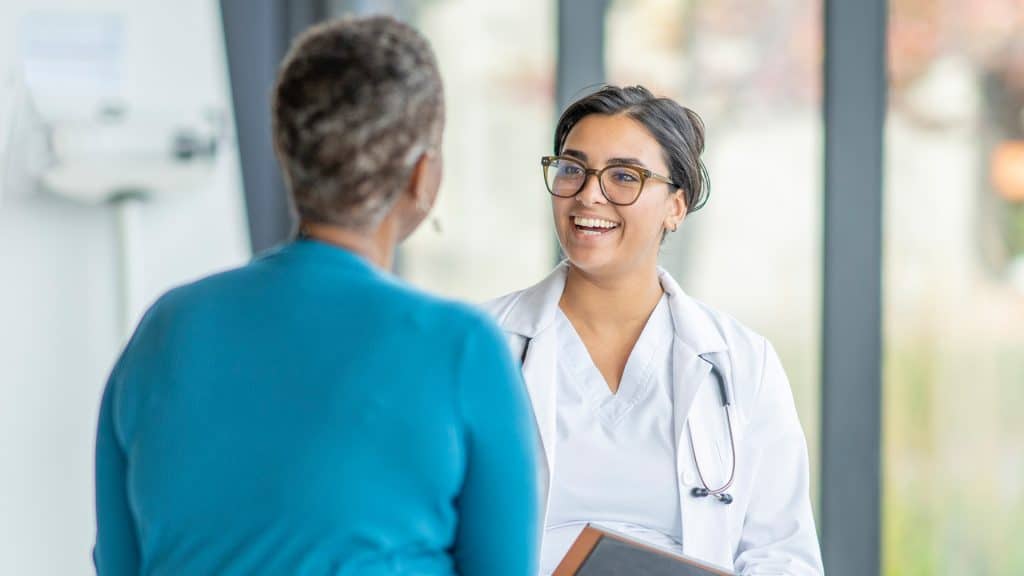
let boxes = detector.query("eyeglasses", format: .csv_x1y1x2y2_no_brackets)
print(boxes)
541,155,678,206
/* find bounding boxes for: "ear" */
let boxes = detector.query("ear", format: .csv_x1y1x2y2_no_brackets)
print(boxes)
663,188,688,232
406,149,441,213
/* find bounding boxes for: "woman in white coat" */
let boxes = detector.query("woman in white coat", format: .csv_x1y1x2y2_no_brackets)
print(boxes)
484,85,824,575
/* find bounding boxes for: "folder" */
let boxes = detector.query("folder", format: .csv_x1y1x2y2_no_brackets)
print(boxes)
553,524,735,576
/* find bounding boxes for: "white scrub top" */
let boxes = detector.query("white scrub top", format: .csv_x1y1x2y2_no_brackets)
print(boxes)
541,294,681,574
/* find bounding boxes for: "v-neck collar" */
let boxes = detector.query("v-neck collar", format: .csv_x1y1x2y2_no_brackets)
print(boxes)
556,294,673,427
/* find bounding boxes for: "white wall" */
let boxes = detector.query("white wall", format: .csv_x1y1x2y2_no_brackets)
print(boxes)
0,1,250,574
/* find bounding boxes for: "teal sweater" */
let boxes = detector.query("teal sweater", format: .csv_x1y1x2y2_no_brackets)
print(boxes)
94,239,539,575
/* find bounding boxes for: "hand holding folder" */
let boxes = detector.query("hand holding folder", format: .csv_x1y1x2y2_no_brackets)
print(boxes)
553,525,736,576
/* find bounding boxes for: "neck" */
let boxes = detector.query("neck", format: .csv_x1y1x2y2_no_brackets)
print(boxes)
301,219,399,270
560,260,664,330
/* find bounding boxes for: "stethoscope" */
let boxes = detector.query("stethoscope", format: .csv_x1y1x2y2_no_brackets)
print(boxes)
520,337,738,505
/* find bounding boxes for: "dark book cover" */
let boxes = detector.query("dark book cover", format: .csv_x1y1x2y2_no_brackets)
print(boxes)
554,525,735,576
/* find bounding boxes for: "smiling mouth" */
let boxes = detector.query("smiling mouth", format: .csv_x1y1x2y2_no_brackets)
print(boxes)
572,215,621,236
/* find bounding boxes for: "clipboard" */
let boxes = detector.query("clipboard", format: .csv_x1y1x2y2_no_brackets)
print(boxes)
553,524,735,576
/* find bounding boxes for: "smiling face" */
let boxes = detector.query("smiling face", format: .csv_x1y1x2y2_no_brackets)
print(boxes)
552,113,687,279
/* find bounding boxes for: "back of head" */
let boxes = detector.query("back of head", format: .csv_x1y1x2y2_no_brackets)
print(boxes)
554,85,711,212
272,16,444,230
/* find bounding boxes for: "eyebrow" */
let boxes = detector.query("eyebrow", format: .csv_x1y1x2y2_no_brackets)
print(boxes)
608,157,648,168
562,149,588,162
562,149,650,169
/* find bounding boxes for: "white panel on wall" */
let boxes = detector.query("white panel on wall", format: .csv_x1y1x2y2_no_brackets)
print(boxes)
0,1,251,574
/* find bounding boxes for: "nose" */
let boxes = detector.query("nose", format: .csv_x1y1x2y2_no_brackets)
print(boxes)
576,170,605,206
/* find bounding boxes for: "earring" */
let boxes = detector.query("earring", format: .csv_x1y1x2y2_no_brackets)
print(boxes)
416,199,442,234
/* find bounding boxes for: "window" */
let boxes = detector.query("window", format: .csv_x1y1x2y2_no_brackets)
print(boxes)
884,1,1024,573
399,0,558,301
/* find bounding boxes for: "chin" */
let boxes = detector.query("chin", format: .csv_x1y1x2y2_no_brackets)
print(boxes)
555,219,646,278
561,244,618,276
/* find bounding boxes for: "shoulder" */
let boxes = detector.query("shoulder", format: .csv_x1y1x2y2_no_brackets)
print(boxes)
479,288,528,328
676,294,784,420
660,266,770,371
688,296,769,363
478,263,571,337
132,262,259,338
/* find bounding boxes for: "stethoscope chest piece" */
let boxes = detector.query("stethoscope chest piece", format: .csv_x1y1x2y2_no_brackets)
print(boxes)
691,486,734,505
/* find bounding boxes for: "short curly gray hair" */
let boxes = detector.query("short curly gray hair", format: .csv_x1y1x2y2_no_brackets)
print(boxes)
272,16,444,230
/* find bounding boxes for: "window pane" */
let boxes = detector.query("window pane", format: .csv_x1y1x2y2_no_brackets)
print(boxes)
605,0,824,511
884,1,1024,574
401,0,557,300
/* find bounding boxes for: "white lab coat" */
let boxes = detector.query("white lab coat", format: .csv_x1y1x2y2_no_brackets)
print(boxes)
483,263,824,575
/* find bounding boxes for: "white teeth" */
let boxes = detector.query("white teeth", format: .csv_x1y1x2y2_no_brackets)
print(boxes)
573,216,619,229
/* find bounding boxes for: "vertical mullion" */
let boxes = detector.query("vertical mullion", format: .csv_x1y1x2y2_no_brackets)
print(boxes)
821,0,887,574
554,0,608,263
221,0,327,253
555,0,609,114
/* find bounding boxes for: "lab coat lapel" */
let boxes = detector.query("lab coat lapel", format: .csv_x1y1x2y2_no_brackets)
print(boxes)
520,328,557,483
492,263,568,489
662,268,733,561
670,341,713,461
672,340,731,560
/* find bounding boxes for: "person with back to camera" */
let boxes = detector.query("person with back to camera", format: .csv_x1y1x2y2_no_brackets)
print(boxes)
485,85,824,575
93,16,539,576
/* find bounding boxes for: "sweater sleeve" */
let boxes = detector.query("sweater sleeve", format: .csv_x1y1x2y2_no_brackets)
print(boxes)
94,370,141,576
451,317,540,576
